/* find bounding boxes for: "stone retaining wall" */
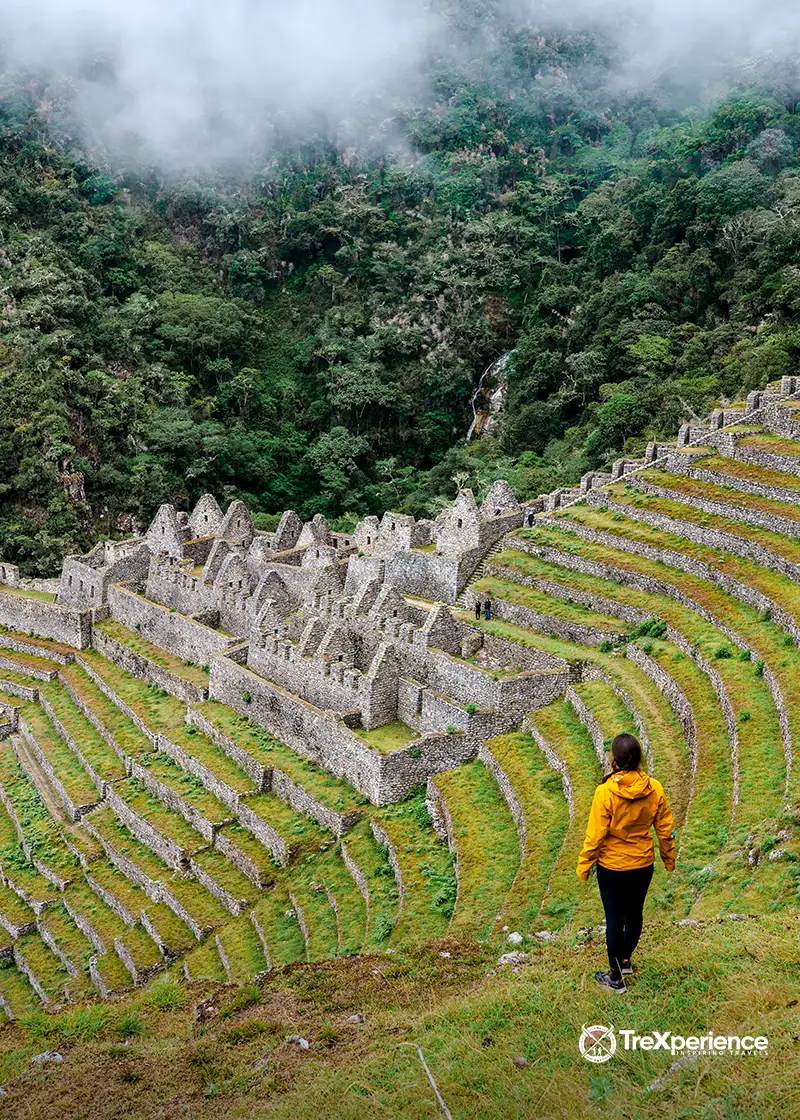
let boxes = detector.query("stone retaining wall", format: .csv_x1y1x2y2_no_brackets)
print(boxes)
104,786,188,871
0,591,91,649
627,476,800,541
108,583,235,666
92,627,208,705
234,801,291,866
15,719,97,821
129,757,219,844
157,732,244,814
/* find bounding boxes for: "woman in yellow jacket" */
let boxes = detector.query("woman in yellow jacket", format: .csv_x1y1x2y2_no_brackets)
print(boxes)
576,733,676,993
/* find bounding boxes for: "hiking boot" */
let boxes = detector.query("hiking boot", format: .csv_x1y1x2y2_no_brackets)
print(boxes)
620,959,634,976
595,970,627,993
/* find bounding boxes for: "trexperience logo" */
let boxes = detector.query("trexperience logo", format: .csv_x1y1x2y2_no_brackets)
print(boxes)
579,1025,768,1063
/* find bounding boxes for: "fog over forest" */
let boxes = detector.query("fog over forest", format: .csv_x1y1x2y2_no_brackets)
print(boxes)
3,0,800,164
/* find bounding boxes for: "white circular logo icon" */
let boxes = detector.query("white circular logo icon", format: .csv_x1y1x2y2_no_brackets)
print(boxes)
579,1024,617,1063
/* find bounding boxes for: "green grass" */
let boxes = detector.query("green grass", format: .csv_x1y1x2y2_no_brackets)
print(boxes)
486,730,570,935
341,818,401,947
431,759,520,940
0,742,78,875
0,585,55,602
94,618,210,688
215,918,268,982
355,720,419,754
249,886,307,967
529,699,605,932
474,573,627,634
39,680,126,783
692,452,800,491
642,467,800,524
737,431,800,458
195,701,369,813
372,790,455,945
12,697,100,811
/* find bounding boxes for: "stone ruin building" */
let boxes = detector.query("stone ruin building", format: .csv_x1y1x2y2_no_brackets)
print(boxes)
0,480,570,805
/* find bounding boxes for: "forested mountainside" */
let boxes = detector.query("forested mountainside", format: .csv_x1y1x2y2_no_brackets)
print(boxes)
3,6,800,572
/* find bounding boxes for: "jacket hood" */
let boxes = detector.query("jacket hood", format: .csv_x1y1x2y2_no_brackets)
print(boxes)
607,769,653,800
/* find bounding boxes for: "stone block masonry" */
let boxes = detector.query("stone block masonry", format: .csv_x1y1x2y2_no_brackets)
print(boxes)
91,626,208,705
210,651,487,805
0,590,91,649
108,583,237,666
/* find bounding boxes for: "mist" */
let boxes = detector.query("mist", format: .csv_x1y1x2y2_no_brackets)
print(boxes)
2,0,800,168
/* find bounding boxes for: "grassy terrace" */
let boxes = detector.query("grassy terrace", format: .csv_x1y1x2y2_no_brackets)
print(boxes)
641,467,800,524
692,451,800,491
185,937,226,983
64,879,162,977
0,744,77,876
341,817,400,947
506,529,790,816
239,791,325,852
94,618,210,688
114,777,208,853
544,503,800,631
192,848,254,905
529,699,604,932
573,679,634,753
355,720,419,754
134,752,231,828
174,724,254,796
290,870,340,960
737,432,800,458
0,961,40,1016
39,680,126,784
431,760,519,940
313,843,369,955
373,789,455,945
487,731,569,935
473,572,628,635
215,820,278,880
0,882,36,931
0,585,55,602
196,701,369,813
215,917,267,981
16,931,71,998
62,664,152,759
88,807,230,930
250,885,307,967
604,483,800,567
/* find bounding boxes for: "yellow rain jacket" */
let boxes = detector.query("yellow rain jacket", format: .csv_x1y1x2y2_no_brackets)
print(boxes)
576,769,676,881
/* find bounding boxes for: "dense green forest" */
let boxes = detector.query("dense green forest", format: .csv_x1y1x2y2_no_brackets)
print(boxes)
3,7,800,573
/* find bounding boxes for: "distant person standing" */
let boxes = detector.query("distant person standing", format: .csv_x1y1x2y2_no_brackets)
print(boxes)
527,511,536,528
483,599,491,621
474,599,482,621
576,734,676,993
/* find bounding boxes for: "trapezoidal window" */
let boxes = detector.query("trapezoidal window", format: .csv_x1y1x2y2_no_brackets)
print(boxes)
457,518,463,528
366,537,371,545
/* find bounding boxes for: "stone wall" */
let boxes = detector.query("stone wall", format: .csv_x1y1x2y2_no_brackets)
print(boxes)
585,492,800,584
145,555,216,616
157,731,243,813
92,626,208,705
209,652,486,804
465,587,622,648
108,583,236,665
734,445,800,478
0,590,91,649
627,475,800,541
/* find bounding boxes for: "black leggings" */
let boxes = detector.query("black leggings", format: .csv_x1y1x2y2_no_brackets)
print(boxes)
596,863,654,975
